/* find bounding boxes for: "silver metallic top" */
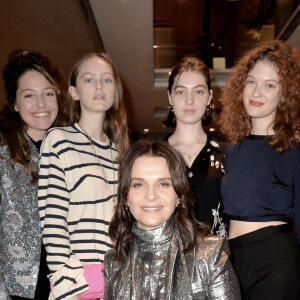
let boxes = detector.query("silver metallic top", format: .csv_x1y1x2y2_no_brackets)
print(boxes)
0,133,41,299
104,216,241,299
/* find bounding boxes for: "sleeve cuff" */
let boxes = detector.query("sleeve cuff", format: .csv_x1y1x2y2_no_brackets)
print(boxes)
49,254,89,299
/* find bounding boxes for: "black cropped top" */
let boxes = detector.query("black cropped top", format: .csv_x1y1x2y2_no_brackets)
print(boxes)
221,135,300,245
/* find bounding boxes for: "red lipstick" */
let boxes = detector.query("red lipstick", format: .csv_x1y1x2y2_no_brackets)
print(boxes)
249,100,263,107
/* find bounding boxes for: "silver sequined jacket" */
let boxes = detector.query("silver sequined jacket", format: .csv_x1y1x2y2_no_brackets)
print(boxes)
104,217,241,300
0,134,42,299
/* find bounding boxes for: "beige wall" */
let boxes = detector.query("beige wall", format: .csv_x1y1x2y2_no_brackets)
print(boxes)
90,0,170,134
0,0,170,134
0,0,97,108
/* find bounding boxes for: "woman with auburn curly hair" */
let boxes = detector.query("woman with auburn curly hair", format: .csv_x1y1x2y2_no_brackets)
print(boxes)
38,53,129,300
220,40,300,299
0,50,67,299
104,140,241,299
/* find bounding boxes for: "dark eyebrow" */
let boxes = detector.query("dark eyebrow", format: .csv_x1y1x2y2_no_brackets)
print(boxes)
20,87,54,94
130,177,172,182
174,84,206,89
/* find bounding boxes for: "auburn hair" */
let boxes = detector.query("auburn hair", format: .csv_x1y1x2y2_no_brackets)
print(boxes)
219,40,300,152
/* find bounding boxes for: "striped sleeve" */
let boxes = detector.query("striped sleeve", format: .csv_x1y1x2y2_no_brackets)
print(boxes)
38,130,89,300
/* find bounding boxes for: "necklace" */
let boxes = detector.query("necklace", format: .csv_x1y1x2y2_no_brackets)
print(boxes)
77,123,116,208
180,150,200,162
168,135,205,162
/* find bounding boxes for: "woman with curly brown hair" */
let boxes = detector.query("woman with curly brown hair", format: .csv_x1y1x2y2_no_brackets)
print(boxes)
220,40,300,299
0,50,68,299
38,53,130,300
104,140,241,299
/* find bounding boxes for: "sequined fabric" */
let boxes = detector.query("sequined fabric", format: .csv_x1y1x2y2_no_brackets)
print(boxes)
104,216,241,299
0,134,41,299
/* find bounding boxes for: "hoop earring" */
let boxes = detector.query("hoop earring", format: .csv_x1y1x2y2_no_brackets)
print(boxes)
176,198,181,208
125,202,131,221
169,105,174,112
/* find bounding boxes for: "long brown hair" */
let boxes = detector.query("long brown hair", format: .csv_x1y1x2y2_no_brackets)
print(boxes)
109,140,210,261
0,50,68,184
68,52,130,157
219,40,300,152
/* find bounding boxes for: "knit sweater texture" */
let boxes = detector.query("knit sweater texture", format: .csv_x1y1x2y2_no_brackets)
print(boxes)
38,123,117,300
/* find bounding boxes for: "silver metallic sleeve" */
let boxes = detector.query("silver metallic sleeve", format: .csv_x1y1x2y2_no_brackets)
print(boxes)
104,217,241,299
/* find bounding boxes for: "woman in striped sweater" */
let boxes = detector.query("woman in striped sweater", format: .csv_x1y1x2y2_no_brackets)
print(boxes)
38,53,129,300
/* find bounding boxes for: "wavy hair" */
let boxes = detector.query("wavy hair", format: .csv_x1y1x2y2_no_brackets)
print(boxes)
0,50,68,184
109,140,211,261
219,40,300,152
68,52,129,158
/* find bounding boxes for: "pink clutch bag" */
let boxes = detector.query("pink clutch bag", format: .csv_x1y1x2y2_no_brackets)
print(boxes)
50,263,104,299
79,263,104,299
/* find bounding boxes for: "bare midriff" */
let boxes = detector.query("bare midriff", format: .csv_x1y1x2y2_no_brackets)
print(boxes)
229,220,287,239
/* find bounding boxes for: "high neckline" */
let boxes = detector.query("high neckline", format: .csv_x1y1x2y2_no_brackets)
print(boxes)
247,134,271,140
132,216,175,245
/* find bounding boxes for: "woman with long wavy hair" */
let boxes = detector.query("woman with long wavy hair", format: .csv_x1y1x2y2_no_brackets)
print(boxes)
38,52,130,300
220,40,300,299
0,50,67,299
104,140,240,299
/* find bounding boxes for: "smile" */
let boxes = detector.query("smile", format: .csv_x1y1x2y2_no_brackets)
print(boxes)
249,100,264,107
33,112,49,117
141,206,162,213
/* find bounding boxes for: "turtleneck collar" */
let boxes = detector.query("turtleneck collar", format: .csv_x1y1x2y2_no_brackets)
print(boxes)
131,215,175,245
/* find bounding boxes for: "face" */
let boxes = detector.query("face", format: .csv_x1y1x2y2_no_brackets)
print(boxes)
127,156,179,231
243,60,281,131
14,70,58,141
168,71,212,125
69,56,116,117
